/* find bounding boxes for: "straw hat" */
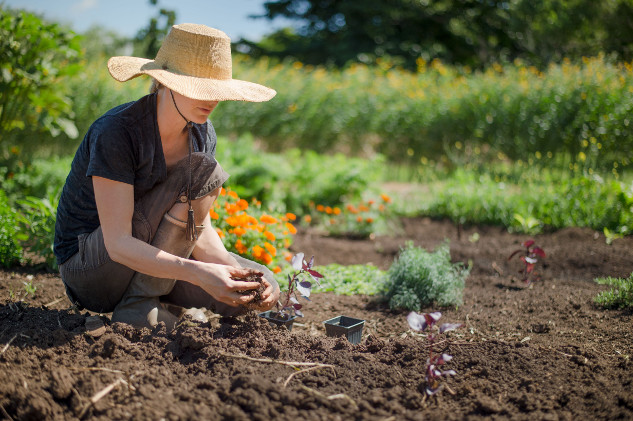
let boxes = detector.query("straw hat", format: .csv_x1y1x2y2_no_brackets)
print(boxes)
107,23,276,102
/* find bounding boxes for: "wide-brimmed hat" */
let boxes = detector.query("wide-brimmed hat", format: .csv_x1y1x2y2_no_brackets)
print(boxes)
107,23,276,102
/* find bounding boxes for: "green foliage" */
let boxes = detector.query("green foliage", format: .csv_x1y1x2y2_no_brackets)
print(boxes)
391,167,633,236
17,190,61,271
242,0,633,69
22,280,37,296
213,56,633,173
594,273,633,309
0,7,82,161
0,191,24,268
216,135,381,212
383,242,469,310
278,262,386,295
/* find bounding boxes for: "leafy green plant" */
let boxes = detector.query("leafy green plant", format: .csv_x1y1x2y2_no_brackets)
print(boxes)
383,242,469,310
0,7,82,160
512,213,543,235
594,273,633,309
0,191,24,268
17,189,60,271
23,280,37,297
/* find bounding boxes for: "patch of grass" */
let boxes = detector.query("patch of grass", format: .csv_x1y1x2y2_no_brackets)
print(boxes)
594,273,633,309
278,262,386,295
383,241,469,311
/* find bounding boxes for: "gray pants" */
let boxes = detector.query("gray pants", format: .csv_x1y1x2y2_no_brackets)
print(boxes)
59,153,276,315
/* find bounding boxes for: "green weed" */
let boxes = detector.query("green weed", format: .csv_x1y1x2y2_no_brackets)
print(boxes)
594,273,633,309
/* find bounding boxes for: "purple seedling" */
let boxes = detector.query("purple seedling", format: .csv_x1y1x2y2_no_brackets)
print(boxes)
407,311,462,396
508,239,546,285
276,252,323,318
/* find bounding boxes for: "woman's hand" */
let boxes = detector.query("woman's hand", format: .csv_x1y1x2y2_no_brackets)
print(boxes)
194,262,262,307
250,277,280,312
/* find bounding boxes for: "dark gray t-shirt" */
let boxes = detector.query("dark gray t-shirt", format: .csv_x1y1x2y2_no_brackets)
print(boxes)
54,93,217,265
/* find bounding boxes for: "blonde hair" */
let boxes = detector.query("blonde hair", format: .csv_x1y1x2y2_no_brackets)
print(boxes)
150,78,163,94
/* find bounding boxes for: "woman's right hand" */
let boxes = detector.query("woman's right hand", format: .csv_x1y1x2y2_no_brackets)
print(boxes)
193,262,261,307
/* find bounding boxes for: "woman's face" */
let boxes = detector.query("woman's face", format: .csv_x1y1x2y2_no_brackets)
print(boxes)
170,90,219,124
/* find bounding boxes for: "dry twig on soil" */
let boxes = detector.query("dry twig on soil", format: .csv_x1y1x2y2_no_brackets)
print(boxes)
78,378,131,419
1,334,18,355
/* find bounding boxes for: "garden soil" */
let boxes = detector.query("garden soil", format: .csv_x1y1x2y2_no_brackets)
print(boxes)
1,217,632,420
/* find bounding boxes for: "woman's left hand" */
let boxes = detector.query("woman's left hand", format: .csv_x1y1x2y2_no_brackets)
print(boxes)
252,277,280,312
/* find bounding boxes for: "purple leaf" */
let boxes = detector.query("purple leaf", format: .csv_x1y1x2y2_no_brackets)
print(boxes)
423,312,442,327
294,309,304,317
291,253,304,271
305,255,315,270
439,323,462,334
307,269,323,278
293,303,302,310
426,386,440,396
523,239,535,248
532,247,546,258
296,281,312,297
438,353,453,364
508,249,522,260
407,312,428,332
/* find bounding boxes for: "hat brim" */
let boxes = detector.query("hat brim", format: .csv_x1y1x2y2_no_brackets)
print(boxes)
107,56,276,102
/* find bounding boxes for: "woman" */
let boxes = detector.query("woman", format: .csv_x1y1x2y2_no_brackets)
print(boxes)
53,23,280,330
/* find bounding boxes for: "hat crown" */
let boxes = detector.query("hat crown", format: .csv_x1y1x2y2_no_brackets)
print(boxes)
154,23,232,80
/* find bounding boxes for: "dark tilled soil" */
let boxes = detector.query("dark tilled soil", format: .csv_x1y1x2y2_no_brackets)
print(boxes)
1,217,632,420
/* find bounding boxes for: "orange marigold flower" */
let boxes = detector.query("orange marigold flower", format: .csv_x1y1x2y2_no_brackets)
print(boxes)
379,204,385,212
215,227,225,239
228,190,239,199
286,212,297,221
261,252,273,265
264,242,277,257
285,222,297,235
284,252,293,262
381,193,392,203
368,200,375,205
273,266,282,274
252,245,264,259
359,205,369,212
237,199,249,211
263,231,276,242
316,204,325,212
304,215,312,223
333,207,341,215
325,206,333,214
366,218,374,223
284,238,291,248
209,209,220,220
233,227,246,236
329,218,335,225
219,187,226,196
235,239,247,254
260,214,278,224
346,204,358,214
225,203,239,215
357,216,363,223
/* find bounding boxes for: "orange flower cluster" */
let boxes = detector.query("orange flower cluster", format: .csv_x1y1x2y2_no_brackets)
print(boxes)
306,194,392,237
212,187,297,273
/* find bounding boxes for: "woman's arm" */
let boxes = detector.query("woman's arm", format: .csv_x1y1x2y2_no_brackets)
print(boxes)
93,176,260,307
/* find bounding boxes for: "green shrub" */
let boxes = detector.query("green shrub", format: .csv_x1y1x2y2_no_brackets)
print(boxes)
278,263,386,295
0,191,24,268
17,190,60,271
594,273,633,309
383,241,469,310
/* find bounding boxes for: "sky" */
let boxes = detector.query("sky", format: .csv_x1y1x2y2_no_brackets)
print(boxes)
2,0,293,41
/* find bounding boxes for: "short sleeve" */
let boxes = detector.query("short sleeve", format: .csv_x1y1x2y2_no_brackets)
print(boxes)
86,121,136,185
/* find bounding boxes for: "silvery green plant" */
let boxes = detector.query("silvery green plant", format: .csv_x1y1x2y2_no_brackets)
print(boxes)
407,311,462,396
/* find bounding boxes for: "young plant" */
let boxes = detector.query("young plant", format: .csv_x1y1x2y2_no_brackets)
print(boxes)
275,252,323,319
508,239,546,285
407,311,462,396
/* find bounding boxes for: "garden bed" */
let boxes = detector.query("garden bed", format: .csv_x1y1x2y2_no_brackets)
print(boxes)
1,217,632,420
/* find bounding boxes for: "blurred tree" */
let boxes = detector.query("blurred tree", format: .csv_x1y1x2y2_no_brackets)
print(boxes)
134,0,176,59
238,0,633,68
0,7,82,163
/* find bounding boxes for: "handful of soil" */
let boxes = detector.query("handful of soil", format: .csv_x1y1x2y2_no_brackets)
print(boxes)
233,270,266,307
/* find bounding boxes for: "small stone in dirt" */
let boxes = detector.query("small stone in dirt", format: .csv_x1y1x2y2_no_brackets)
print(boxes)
476,395,503,414
85,315,106,337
